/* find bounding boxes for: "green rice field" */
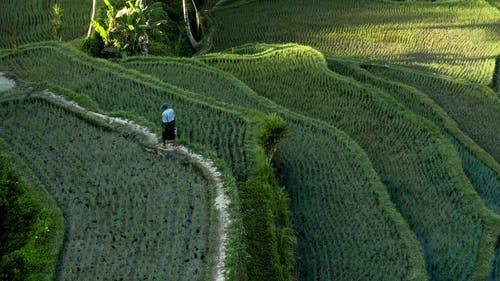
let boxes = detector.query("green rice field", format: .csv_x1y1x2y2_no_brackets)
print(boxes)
1,0,499,280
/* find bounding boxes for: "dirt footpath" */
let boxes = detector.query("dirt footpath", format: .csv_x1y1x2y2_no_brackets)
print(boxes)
0,74,231,280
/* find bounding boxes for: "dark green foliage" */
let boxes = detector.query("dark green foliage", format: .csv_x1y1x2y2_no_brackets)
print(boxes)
0,158,33,281
91,0,167,56
0,154,62,281
493,56,500,96
257,113,289,163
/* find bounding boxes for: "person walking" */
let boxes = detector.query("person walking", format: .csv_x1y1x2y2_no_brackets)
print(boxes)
161,102,176,146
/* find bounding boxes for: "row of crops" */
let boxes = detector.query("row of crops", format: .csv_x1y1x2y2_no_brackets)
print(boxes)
0,95,216,280
210,0,500,84
121,56,430,280
200,44,500,281
325,56,500,215
361,63,500,162
0,0,92,48
0,42,295,281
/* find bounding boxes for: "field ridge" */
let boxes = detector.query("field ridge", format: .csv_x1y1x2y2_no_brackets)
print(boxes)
326,56,500,216
202,43,500,281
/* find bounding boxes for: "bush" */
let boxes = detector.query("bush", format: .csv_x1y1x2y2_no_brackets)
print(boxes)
257,113,289,164
0,154,63,281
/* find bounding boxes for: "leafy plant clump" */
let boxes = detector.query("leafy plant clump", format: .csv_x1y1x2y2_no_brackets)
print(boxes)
51,3,63,41
92,0,166,56
257,113,290,165
0,155,61,281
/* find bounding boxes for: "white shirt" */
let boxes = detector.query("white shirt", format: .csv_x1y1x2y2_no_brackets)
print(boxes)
162,108,175,123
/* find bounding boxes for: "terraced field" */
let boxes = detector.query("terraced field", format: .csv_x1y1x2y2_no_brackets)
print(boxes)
0,43,296,280
202,44,500,281
2,0,500,280
0,43,252,179
361,64,500,161
0,96,215,280
121,56,428,280
0,0,92,48
211,0,500,84
326,57,500,216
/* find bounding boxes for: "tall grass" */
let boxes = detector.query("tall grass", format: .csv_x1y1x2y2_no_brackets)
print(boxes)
362,63,500,162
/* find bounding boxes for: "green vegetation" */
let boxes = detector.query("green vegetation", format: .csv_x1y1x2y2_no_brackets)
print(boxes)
1,0,499,280
210,0,500,84
0,152,64,281
122,55,428,281
51,4,63,41
0,96,217,280
326,56,500,216
0,42,296,280
201,43,500,281
0,0,92,48
490,243,500,281
91,0,166,56
256,113,289,164
494,56,500,95
359,63,500,162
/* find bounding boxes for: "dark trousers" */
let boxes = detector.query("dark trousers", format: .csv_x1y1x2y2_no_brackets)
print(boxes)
162,120,175,143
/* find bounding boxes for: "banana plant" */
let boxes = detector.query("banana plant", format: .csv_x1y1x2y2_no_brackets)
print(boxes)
92,0,166,56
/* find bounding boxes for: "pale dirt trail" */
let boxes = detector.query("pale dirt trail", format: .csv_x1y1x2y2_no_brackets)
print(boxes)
0,75,230,281
39,90,231,281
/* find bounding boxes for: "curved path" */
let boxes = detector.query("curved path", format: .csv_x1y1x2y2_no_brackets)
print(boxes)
0,74,230,281
40,90,230,281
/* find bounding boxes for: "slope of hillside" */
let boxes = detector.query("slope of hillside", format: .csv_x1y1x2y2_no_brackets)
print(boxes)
0,42,295,281
0,144,65,281
202,43,500,281
121,56,428,281
0,96,216,280
0,0,92,48
326,57,500,216
358,63,500,163
210,0,500,84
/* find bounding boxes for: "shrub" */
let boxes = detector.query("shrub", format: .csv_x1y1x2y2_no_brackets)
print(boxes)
257,113,289,165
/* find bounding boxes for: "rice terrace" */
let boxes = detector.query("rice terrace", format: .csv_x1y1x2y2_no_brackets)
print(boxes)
0,0,499,280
